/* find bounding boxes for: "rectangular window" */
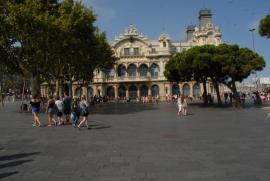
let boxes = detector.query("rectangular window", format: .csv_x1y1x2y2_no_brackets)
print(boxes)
124,48,130,55
134,48,139,55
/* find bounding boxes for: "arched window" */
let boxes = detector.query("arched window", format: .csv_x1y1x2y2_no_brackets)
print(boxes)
106,68,115,78
150,64,159,77
163,41,166,47
127,64,137,77
183,84,190,97
118,86,126,99
139,64,148,77
172,84,180,96
151,85,159,97
107,86,115,99
117,64,126,77
140,85,148,97
193,83,201,97
129,85,138,99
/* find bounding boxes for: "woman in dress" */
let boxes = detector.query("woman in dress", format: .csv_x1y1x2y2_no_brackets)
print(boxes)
181,95,188,116
29,94,41,127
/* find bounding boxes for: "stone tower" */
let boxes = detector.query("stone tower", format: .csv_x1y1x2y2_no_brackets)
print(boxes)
198,9,212,28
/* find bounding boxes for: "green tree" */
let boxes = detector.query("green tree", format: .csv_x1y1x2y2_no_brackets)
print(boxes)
259,14,270,38
217,44,265,107
165,45,222,105
165,44,265,107
3,0,115,97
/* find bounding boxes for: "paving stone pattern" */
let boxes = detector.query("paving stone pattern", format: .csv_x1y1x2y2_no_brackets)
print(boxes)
0,102,270,181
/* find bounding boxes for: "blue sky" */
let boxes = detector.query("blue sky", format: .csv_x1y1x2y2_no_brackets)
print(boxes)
84,0,270,78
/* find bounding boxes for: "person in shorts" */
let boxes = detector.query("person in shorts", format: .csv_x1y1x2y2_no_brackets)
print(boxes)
28,94,41,127
46,96,57,126
55,96,63,125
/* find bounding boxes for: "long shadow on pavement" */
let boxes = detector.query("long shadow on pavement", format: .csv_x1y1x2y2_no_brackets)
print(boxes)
92,102,159,115
0,151,40,180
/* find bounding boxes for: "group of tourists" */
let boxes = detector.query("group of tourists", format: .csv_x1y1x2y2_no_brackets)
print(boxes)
29,92,91,129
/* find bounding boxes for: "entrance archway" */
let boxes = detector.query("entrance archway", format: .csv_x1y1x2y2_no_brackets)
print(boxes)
87,87,94,100
129,85,137,99
106,86,115,99
118,86,126,100
75,87,82,97
172,84,180,96
183,84,190,97
193,83,201,97
140,85,148,97
151,85,159,97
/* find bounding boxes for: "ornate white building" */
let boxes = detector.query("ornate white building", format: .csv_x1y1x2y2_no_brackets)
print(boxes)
41,9,223,100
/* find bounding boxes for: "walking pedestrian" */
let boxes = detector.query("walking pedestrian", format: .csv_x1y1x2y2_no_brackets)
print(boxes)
46,96,57,126
71,96,80,128
177,96,182,116
55,96,64,125
63,92,72,124
181,95,188,116
77,95,90,130
28,94,41,127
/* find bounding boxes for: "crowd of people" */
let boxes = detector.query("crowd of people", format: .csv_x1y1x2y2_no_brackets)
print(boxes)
28,92,91,129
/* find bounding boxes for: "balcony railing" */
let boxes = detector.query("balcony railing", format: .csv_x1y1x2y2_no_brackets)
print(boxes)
100,75,164,82
120,52,144,58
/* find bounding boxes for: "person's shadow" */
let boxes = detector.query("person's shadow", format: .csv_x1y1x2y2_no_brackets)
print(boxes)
0,151,40,179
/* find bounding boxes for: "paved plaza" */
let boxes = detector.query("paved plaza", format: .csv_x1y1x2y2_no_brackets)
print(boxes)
1,102,270,181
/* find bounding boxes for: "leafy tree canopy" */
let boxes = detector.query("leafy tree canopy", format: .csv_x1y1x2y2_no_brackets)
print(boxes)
259,14,270,38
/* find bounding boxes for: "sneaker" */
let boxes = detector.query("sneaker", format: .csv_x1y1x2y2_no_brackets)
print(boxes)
72,124,76,128
32,124,36,127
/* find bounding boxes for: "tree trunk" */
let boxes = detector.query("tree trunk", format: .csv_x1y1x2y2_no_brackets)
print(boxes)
213,80,222,106
21,79,26,104
68,80,73,98
56,79,60,97
30,73,40,97
231,82,241,108
202,80,208,105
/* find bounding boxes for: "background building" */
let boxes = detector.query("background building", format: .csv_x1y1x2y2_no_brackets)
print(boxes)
41,9,223,101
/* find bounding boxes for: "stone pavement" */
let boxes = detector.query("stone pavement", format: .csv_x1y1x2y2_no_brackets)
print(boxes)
0,102,270,181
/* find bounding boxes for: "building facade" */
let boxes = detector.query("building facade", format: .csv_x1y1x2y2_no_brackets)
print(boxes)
41,9,223,101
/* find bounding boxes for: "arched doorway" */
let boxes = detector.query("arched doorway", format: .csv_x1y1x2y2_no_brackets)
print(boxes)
129,85,137,99
140,85,148,97
87,87,94,100
118,86,126,100
151,85,159,97
75,87,82,97
139,64,148,77
183,84,190,97
193,83,201,97
172,84,180,96
106,86,115,100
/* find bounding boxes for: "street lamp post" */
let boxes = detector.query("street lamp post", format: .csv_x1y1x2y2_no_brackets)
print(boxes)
249,28,256,51
249,28,258,91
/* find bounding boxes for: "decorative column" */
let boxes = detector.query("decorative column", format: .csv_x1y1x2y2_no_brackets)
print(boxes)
190,83,193,97
137,85,140,98
126,87,129,100
115,85,118,100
